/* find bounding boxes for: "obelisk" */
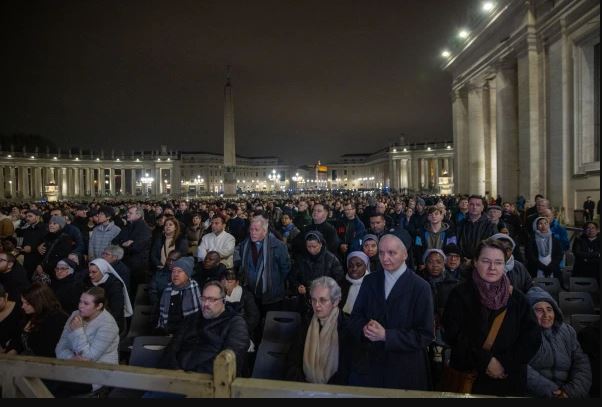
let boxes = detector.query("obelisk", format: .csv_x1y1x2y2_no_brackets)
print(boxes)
223,66,237,196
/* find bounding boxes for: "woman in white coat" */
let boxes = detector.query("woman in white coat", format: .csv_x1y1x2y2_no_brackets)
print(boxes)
52,287,120,397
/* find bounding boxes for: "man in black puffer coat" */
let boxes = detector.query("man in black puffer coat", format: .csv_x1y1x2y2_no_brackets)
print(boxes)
159,280,249,376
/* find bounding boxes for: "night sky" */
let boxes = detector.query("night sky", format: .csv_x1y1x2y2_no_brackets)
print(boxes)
1,0,470,165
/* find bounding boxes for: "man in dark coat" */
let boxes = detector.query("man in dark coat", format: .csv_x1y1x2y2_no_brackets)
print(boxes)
583,196,596,222
346,234,434,390
112,205,151,290
0,252,31,305
456,195,496,262
19,209,48,279
296,202,340,257
572,221,600,283
158,280,250,376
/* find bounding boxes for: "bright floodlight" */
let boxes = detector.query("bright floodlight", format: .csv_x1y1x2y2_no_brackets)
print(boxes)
441,50,451,58
482,1,495,12
458,29,469,39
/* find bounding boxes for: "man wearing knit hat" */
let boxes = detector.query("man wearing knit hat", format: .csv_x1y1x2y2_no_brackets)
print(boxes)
154,256,201,335
19,208,48,279
443,243,464,280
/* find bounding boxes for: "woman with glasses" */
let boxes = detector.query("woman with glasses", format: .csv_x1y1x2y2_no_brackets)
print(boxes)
286,276,350,384
50,257,84,314
441,238,541,396
33,215,75,285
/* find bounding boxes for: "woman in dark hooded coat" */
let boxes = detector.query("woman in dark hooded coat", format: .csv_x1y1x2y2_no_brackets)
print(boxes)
526,287,591,398
289,230,344,318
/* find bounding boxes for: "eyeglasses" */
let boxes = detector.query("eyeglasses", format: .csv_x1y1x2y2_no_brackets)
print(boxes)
310,297,332,306
200,296,224,304
55,266,71,271
479,258,505,268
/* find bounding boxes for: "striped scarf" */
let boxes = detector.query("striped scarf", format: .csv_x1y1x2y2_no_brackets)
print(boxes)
158,280,201,328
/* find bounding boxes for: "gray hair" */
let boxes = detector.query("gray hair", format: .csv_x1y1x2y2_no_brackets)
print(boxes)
250,215,269,232
103,244,124,260
129,205,144,217
309,276,342,303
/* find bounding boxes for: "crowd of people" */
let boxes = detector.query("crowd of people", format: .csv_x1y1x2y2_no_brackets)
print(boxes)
0,191,598,398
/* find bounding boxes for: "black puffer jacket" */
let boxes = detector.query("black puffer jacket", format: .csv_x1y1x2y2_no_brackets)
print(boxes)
159,308,250,376
572,233,600,280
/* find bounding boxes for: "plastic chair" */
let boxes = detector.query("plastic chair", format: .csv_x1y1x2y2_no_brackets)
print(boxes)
261,311,301,345
129,335,172,367
558,291,595,319
570,277,600,308
118,304,154,353
126,304,154,338
532,277,561,302
251,340,290,380
108,335,172,398
569,314,600,334
561,267,572,290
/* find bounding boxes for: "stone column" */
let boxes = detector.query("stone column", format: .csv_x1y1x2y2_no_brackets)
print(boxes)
400,159,409,190
467,82,486,195
484,79,498,198
517,1,544,199
34,167,43,198
8,167,16,197
73,168,80,196
452,88,469,194
130,169,136,195
411,156,420,192
0,167,5,198
61,168,68,199
496,62,519,202
21,167,30,198
109,168,115,195
153,168,160,196
79,168,85,196
434,158,440,192
421,158,428,190
86,168,92,196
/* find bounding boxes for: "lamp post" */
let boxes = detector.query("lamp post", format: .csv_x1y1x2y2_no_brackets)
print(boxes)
140,173,154,197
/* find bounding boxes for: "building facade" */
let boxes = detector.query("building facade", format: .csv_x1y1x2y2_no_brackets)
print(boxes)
1,142,454,201
444,0,599,222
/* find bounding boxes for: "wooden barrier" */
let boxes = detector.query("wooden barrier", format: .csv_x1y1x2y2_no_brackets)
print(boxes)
0,352,489,398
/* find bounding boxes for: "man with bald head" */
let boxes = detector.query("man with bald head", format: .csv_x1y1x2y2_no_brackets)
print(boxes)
346,234,434,390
